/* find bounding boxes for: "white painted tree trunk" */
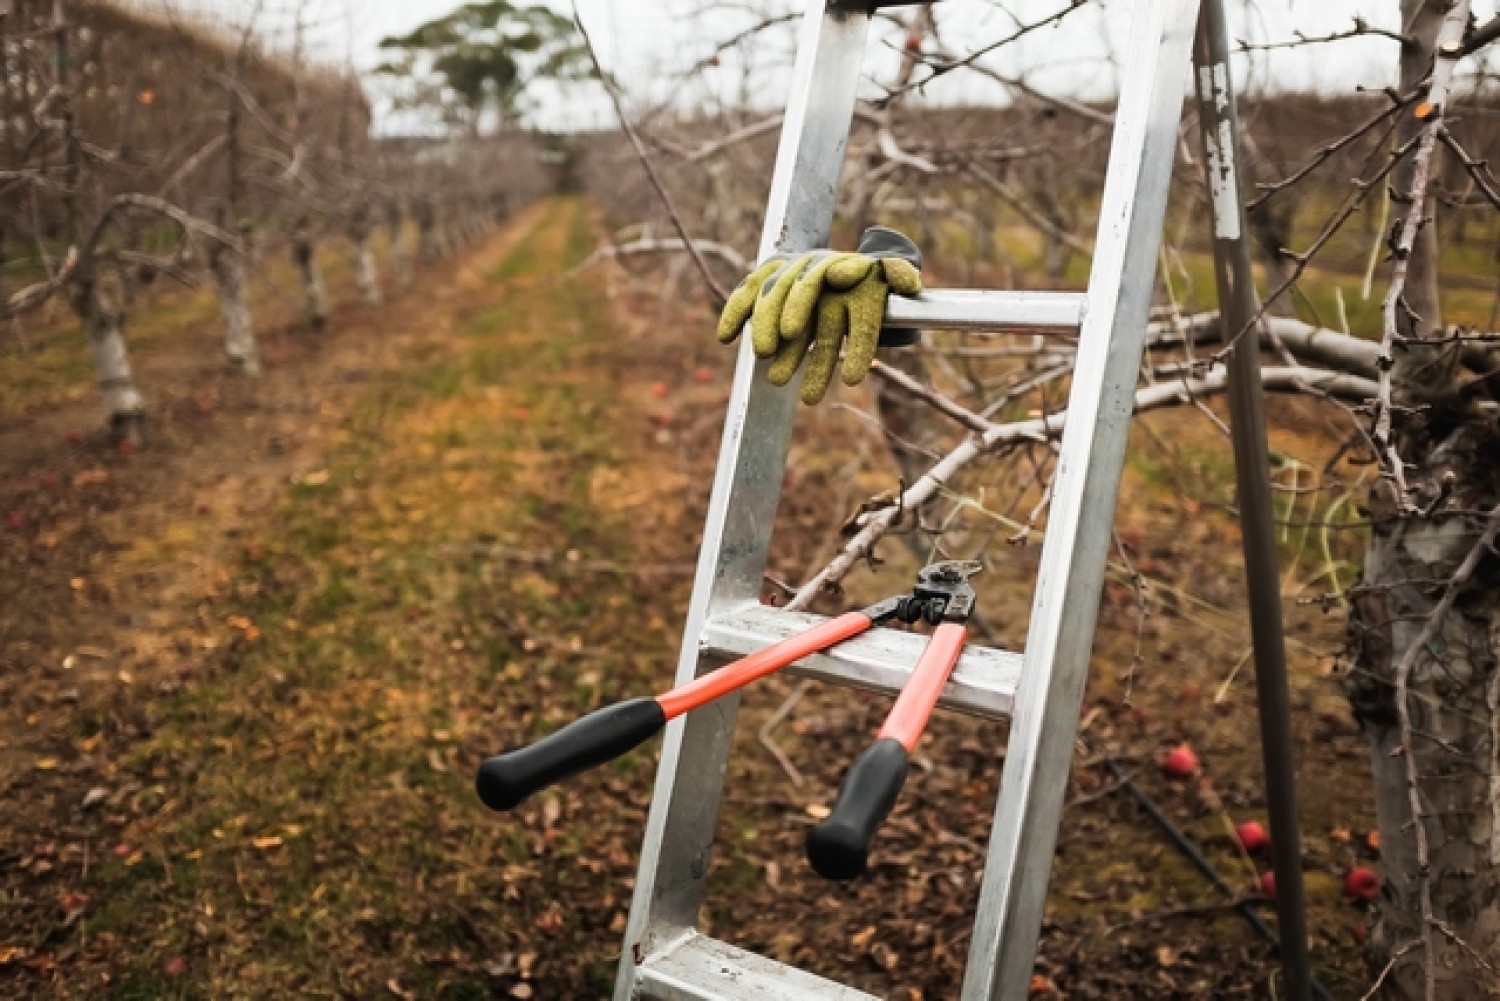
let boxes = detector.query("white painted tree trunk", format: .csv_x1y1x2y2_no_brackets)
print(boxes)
209,248,260,376
354,235,381,306
69,273,145,443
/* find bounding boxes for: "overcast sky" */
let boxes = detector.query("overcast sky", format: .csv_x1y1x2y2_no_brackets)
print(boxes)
140,0,1499,132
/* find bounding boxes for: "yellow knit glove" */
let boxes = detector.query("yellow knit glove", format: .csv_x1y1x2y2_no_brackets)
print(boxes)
717,231,922,405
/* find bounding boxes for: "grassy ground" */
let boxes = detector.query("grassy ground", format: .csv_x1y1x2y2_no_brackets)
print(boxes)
2,196,1387,998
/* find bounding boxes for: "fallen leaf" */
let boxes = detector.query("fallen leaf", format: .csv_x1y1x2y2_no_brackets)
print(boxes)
251,836,284,850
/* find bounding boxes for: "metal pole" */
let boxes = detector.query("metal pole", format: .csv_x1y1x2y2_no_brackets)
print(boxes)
1191,4,1313,999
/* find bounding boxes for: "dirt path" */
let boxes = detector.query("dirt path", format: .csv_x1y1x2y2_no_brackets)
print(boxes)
1,196,1378,999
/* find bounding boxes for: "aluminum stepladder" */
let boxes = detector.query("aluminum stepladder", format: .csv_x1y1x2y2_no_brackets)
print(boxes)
616,1,1203,998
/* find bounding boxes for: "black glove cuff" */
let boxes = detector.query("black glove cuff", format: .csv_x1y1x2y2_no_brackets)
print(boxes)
858,226,922,347
856,225,922,271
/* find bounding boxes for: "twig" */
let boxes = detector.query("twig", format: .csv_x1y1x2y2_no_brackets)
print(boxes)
1359,941,1420,1001
1237,19,1408,54
574,6,728,307
1246,92,1413,211
883,1,1086,100
757,681,811,788
1438,128,1500,211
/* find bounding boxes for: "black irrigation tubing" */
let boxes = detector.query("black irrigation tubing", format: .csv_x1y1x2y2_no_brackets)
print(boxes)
1090,743,1334,1001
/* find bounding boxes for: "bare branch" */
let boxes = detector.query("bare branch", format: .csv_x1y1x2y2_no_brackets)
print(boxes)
574,5,728,307
1376,3,1472,510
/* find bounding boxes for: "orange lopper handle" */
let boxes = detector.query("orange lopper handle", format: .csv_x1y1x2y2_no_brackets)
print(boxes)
875,621,968,750
657,610,873,719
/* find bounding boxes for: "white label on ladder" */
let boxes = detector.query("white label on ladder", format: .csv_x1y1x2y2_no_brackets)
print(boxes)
1198,62,1242,241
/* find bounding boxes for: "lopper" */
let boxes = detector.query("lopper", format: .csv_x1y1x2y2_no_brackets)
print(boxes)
475,560,981,879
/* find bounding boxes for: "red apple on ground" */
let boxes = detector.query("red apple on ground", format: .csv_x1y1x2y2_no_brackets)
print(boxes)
1236,820,1270,855
650,381,669,398
1161,744,1199,779
1259,871,1276,900
1344,866,1380,903
693,366,713,384
6,512,23,530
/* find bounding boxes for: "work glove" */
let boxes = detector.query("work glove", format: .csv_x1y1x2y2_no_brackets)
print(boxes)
716,226,923,405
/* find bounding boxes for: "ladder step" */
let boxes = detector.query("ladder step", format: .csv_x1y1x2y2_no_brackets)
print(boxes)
701,605,1019,721
884,289,1085,334
637,932,878,1000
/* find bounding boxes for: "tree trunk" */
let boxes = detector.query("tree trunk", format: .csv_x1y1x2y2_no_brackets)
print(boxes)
209,246,259,375
416,201,437,264
386,203,411,286
1346,2,1500,996
68,272,145,444
291,220,328,331
349,206,382,307
354,235,381,307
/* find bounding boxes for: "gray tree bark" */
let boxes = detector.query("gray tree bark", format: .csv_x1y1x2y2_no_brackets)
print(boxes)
1344,2,1500,996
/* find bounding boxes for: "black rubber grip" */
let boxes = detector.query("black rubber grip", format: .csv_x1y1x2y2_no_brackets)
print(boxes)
806,738,909,881
475,697,666,811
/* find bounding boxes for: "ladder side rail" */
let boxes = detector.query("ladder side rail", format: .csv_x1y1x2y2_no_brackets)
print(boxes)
960,3,1202,998
615,4,873,997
